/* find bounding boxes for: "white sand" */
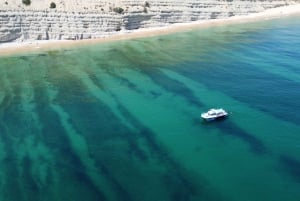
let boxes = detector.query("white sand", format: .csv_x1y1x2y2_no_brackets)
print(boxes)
1,4,300,56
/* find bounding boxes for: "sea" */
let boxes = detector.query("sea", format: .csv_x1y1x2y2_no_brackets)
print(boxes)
0,15,300,201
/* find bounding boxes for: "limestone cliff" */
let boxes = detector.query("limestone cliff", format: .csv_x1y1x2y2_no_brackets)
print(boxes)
0,0,299,42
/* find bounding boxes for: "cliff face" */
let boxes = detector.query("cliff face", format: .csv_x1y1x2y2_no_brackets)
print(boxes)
0,0,299,42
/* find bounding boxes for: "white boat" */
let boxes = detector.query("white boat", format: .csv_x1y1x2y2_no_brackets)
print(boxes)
201,108,228,121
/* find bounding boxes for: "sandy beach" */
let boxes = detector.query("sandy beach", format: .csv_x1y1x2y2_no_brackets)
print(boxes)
0,4,300,56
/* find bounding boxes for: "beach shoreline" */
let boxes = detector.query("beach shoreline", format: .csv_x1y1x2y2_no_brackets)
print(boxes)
0,4,300,56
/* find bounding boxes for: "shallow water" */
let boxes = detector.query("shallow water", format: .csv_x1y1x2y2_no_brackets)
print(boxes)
0,16,300,201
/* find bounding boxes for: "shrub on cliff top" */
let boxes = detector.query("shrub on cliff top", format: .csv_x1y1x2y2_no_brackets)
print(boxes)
113,7,124,14
50,2,56,8
22,0,31,6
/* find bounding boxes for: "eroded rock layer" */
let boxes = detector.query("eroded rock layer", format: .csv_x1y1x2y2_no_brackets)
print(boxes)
0,0,299,42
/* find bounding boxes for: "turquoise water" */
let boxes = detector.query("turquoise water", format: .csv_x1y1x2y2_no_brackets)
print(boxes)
0,16,300,201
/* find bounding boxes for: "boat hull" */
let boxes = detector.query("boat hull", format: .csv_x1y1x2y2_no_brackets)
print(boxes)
201,115,227,121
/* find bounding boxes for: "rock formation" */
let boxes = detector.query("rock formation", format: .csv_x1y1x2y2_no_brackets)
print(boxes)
0,0,299,42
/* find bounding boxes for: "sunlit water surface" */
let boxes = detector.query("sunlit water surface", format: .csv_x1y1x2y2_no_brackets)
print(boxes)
0,16,300,201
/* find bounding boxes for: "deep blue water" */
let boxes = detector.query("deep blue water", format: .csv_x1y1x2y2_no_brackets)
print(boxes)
0,15,300,201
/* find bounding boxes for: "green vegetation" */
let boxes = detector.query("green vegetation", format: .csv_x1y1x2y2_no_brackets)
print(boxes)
50,2,56,8
22,0,31,6
143,2,150,13
113,7,124,14
115,25,121,31
143,7,148,13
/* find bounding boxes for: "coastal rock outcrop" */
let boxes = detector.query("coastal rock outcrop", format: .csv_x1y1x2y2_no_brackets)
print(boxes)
0,0,299,42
